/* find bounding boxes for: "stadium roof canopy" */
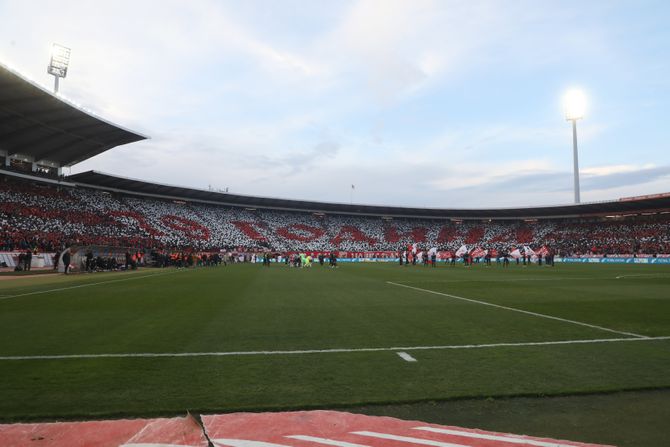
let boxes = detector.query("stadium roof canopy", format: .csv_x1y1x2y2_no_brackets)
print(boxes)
68,170,670,219
0,62,147,167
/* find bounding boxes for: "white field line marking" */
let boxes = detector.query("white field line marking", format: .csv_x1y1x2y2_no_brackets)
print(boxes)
0,270,183,301
386,281,648,339
213,439,293,447
1,336,668,361
287,435,370,447
352,431,469,447
415,426,577,447
397,351,418,362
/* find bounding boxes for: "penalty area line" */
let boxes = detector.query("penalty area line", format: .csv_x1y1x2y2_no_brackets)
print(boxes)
0,336,669,361
386,281,648,339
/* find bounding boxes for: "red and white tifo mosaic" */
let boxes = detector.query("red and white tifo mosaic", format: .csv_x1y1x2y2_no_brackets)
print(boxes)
0,410,614,447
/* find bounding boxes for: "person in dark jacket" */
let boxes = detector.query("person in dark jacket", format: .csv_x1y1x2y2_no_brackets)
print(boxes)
24,250,32,271
85,250,94,272
62,249,71,274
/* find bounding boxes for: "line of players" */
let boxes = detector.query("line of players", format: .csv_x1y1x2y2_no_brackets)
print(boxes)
257,248,555,268
274,251,338,268
398,249,556,267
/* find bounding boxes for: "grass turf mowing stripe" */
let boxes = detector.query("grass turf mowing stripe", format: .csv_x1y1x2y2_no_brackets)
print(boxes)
399,277,603,283
1,336,668,361
404,274,668,283
0,269,184,301
615,273,670,279
386,281,648,339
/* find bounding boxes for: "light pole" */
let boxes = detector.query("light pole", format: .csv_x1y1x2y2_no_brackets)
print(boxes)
47,43,71,93
564,89,586,204
568,117,581,203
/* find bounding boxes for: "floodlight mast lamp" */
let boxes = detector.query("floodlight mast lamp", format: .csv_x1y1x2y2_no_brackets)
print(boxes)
47,43,71,93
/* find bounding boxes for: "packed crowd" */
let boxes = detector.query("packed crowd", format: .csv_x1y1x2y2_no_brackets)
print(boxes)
1,177,669,256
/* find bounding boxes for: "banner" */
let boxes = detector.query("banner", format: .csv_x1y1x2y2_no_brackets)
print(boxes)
555,257,670,264
470,247,487,258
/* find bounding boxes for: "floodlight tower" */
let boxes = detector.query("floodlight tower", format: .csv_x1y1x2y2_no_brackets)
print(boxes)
47,43,71,93
564,89,586,204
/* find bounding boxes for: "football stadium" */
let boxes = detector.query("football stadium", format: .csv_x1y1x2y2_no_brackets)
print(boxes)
1,3,670,446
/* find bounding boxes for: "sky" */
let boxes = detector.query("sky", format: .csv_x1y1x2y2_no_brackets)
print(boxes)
1,0,669,208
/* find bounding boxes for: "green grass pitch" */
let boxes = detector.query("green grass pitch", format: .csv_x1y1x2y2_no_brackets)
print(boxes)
0,262,669,439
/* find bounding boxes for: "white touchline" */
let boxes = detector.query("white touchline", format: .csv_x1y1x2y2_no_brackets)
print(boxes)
1,336,668,361
352,431,469,447
397,352,417,362
0,270,184,301
386,281,648,339
286,435,370,447
415,426,577,447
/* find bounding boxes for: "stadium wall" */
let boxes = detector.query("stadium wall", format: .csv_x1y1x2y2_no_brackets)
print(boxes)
556,256,670,264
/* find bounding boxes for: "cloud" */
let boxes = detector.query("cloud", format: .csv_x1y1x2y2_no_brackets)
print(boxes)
581,164,655,176
430,163,670,206
582,165,670,191
314,0,508,105
249,138,342,177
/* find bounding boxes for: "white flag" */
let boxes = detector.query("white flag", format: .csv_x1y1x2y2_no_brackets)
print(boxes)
455,244,468,256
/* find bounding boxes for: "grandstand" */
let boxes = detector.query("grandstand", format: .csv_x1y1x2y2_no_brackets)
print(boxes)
2,173,670,260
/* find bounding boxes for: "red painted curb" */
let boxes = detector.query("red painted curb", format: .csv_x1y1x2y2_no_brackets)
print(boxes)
203,411,614,447
0,411,614,447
